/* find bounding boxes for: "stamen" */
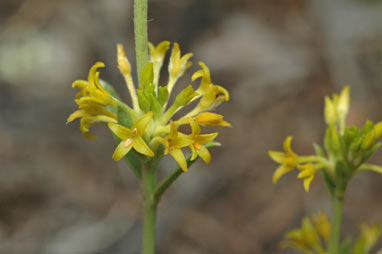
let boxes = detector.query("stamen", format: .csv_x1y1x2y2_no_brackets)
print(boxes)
132,128,138,135
169,145,175,151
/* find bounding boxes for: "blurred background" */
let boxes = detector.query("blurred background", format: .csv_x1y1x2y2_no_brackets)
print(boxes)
1,0,382,253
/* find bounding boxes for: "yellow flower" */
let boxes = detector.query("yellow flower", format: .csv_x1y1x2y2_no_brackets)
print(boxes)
324,96,338,127
159,122,193,172
72,62,114,107
282,213,330,254
67,62,118,139
297,164,317,192
189,119,218,163
337,85,350,131
353,224,381,254
195,112,231,127
312,212,331,244
269,136,298,183
192,61,212,95
108,112,155,160
324,86,350,134
197,84,229,111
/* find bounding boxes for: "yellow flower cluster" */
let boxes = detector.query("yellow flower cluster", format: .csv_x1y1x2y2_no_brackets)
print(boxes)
68,42,230,171
282,213,382,254
67,62,118,139
269,86,382,192
281,213,331,254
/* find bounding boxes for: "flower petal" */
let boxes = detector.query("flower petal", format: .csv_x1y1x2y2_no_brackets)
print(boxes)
88,62,105,86
72,80,89,89
303,175,314,192
197,145,211,164
189,118,201,137
173,133,194,148
190,145,198,161
268,151,286,164
195,112,231,127
108,123,132,140
133,111,153,136
80,115,117,140
273,165,294,183
169,148,188,172
197,133,218,144
112,141,133,161
133,136,154,157
67,110,88,123
283,136,295,155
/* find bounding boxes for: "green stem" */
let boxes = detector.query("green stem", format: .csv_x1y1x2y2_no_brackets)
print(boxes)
134,0,149,83
141,160,157,254
153,158,197,207
328,193,344,254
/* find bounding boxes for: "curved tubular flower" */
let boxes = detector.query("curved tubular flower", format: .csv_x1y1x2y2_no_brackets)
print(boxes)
67,62,119,139
189,119,218,163
297,163,317,192
195,112,231,127
68,41,230,170
108,112,154,160
192,61,212,95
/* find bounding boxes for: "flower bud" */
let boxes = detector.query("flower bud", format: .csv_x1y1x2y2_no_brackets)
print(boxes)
324,97,337,126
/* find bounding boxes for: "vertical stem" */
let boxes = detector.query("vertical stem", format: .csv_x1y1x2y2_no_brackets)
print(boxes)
134,0,149,83
141,161,156,254
328,193,344,254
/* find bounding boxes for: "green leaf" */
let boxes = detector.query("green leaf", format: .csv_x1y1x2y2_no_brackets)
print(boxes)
116,106,142,179
99,79,121,114
117,105,133,128
139,62,154,89
148,94,162,116
137,89,151,112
